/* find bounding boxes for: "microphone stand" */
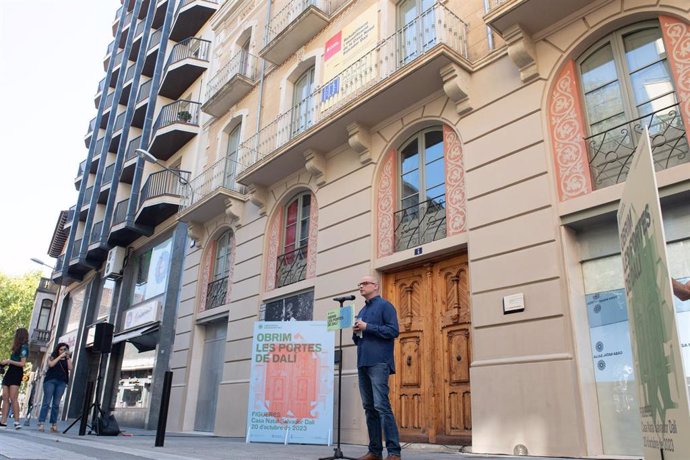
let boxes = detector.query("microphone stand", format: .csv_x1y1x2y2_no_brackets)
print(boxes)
319,298,357,460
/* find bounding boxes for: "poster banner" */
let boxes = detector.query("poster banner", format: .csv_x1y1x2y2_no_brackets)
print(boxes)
327,305,355,331
321,4,378,111
617,128,690,458
246,321,334,444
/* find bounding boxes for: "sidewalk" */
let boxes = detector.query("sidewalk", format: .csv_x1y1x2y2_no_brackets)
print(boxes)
0,420,633,460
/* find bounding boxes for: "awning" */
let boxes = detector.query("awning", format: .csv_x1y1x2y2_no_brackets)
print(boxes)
112,322,160,352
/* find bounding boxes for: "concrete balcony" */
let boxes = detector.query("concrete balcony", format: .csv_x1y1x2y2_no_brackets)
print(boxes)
67,237,91,278
260,0,347,65
148,100,201,161
87,220,109,266
135,169,190,227
129,18,147,59
120,64,138,104
178,155,246,223
109,198,146,247
94,77,106,109
142,29,163,77
132,79,152,128
159,38,211,99
110,112,127,153
484,0,599,37
99,163,116,204
169,0,219,42
100,91,116,129
201,50,259,118
84,117,96,148
238,2,469,187
121,136,141,184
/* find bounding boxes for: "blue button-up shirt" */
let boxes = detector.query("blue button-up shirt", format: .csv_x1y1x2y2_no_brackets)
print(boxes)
352,295,399,374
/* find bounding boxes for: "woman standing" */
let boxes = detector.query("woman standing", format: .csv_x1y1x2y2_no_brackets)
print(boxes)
1,328,29,429
37,342,72,432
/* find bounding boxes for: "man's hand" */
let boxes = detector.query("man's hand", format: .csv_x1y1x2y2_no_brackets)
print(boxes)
353,319,367,332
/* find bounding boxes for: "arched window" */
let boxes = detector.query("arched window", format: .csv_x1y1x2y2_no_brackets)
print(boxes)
578,21,686,189
276,192,311,287
291,66,315,137
37,299,53,331
396,127,445,250
206,230,233,310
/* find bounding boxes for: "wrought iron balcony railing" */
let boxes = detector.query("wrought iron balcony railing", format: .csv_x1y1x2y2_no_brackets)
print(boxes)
585,102,689,190
137,79,152,104
30,328,51,346
153,100,201,132
167,38,211,68
102,163,116,186
148,29,162,51
180,0,219,7
113,198,129,226
126,136,142,162
238,2,467,171
394,195,447,251
205,49,258,101
205,276,228,311
275,246,308,288
180,154,245,210
265,0,348,45
91,221,104,242
140,169,191,205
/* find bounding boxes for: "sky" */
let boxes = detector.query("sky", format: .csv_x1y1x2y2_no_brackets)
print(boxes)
0,0,121,277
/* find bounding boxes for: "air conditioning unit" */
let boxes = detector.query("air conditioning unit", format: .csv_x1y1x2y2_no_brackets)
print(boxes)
104,247,126,279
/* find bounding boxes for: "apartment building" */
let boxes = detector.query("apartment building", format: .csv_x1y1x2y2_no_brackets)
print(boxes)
45,0,690,456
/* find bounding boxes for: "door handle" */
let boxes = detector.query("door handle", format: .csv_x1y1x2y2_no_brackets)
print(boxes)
456,354,462,362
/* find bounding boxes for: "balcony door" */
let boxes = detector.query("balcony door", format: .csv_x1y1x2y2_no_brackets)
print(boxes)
290,66,315,137
397,0,436,65
225,124,241,189
578,22,684,188
276,193,310,287
384,253,472,445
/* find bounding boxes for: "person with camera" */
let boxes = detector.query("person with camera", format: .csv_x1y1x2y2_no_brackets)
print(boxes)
1,328,29,429
37,343,72,432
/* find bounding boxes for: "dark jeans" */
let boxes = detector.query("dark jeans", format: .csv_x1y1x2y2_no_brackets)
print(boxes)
358,363,401,457
38,379,67,424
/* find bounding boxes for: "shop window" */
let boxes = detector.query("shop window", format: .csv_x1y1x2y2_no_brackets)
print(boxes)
37,299,52,330
397,0,436,65
206,230,233,310
396,127,446,251
290,66,315,137
97,278,116,321
262,290,314,321
131,238,172,306
578,22,686,189
276,193,310,288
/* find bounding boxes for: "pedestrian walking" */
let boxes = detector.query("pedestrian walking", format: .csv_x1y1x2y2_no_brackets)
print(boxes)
37,342,72,432
1,327,29,429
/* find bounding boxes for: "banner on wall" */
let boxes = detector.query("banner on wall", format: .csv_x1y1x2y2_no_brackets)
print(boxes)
246,321,334,445
617,128,690,458
321,4,378,110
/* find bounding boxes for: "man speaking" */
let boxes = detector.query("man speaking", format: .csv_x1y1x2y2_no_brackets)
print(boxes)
352,275,401,460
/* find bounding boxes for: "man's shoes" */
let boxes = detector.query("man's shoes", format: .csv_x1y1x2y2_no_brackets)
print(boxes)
385,455,401,460
357,453,383,460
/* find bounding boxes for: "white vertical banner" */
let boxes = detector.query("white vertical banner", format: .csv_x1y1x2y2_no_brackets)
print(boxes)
617,128,690,458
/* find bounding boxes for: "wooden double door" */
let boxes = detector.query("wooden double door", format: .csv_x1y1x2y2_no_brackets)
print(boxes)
383,253,472,445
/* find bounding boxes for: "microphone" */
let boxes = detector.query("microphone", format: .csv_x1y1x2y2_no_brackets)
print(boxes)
333,295,356,302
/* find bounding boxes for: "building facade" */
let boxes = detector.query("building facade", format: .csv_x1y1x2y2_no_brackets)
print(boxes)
45,0,690,457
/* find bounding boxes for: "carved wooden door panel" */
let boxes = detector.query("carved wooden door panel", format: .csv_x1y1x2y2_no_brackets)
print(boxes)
384,253,472,445
385,265,434,443
433,254,472,444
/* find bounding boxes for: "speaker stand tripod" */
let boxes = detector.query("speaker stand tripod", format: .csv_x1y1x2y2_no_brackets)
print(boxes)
63,351,107,435
319,298,357,460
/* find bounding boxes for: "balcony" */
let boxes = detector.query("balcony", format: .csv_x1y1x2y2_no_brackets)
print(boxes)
170,0,219,42
148,100,201,161
132,79,152,128
100,91,116,128
80,186,94,220
51,254,65,284
99,163,116,204
64,206,76,230
394,195,446,252
585,102,689,190
129,18,147,59
103,41,115,71
94,77,106,108
275,246,308,288
110,50,126,87
121,136,141,183
110,197,146,247
87,220,109,265
92,137,106,172
74,160,87,190
204,276,228,311
202,50,258,117
238,2,468,186
110,112,127,153
143,29,163,77
260,0,344,65
67,237,91,277
152,0,168,29
120,64,138,104
111,6,123,36
135,169,190,227
159,38,211,99
84,117,96,148
179,155,245,222
30,329,52,348
118,10,135,48
484,0,598,37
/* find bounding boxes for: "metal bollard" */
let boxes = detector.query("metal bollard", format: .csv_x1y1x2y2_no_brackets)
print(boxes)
155,371,173,447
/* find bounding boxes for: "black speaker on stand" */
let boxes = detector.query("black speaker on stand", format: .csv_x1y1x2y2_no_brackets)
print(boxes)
64,322,116,435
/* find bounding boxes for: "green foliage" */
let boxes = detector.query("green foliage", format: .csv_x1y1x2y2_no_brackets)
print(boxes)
0,271,41,359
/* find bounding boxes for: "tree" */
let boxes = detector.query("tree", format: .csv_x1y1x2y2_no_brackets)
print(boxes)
0,271,41,360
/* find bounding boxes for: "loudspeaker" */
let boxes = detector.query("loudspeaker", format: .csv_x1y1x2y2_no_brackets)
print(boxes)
93,322,114,354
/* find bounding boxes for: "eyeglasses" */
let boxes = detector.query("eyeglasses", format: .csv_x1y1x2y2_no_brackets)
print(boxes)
357,281,376,288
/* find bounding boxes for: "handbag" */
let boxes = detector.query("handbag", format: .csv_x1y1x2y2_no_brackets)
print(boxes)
97,413,121,436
